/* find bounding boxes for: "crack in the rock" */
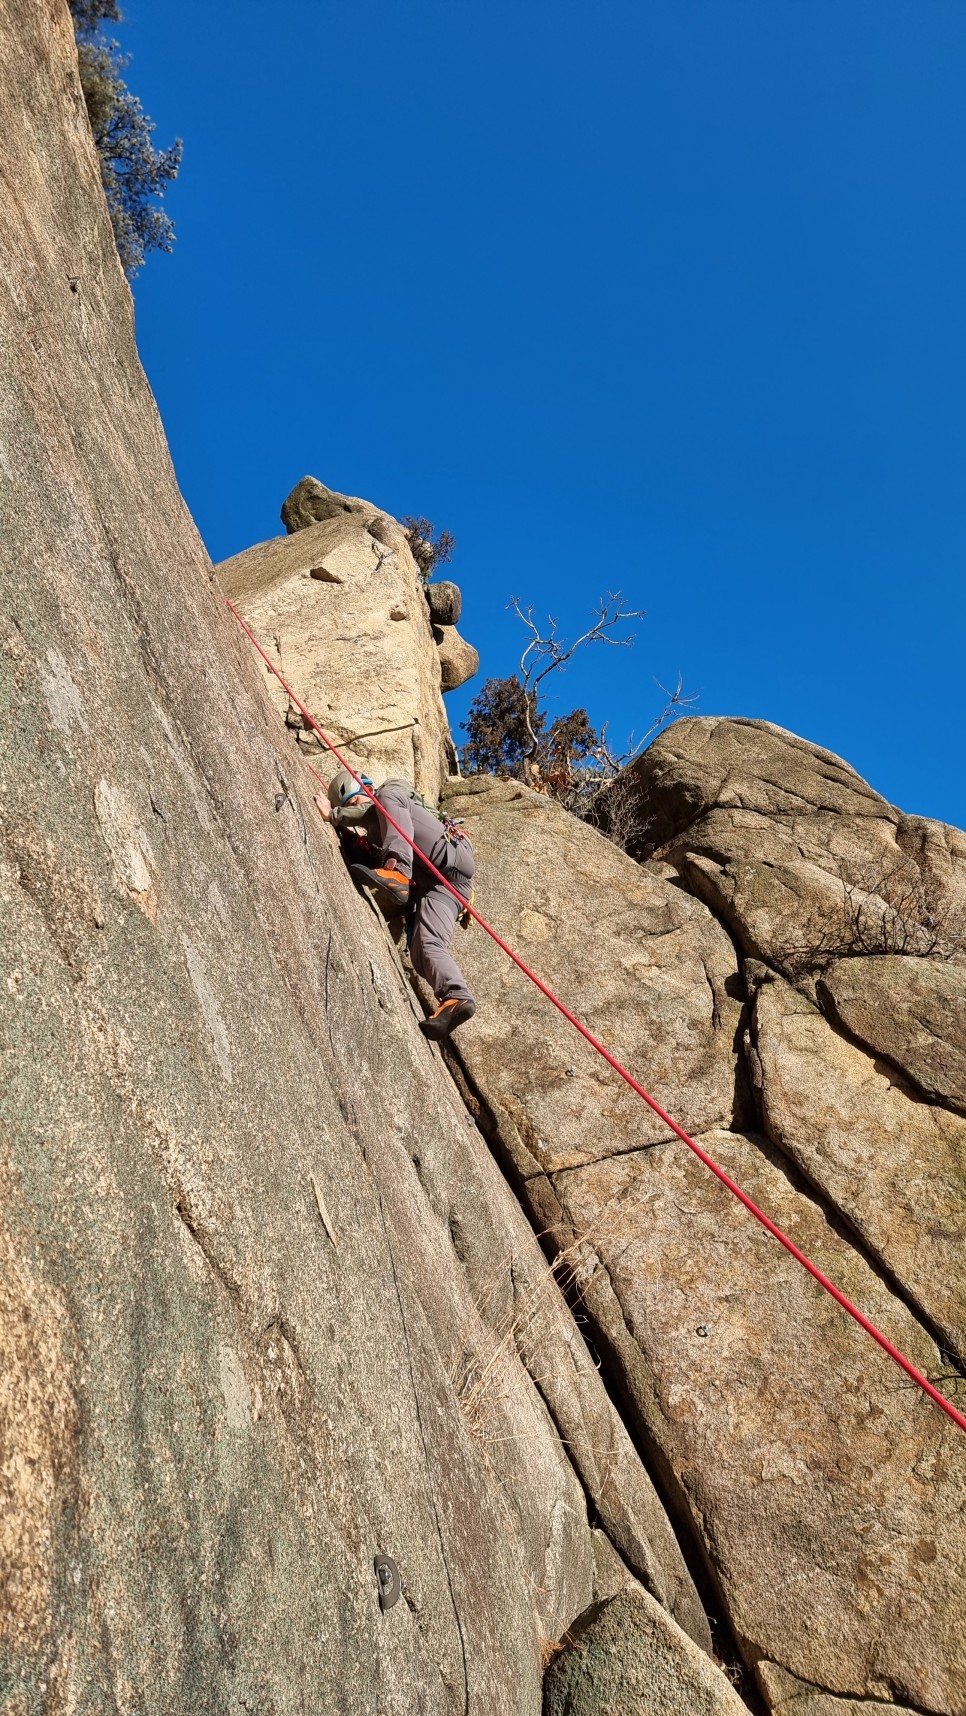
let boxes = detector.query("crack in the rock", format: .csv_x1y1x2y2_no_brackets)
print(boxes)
814,982,966,1122
764,1662,949,1716
437,1040,764,1708
639,856,966,1376
700,957,723,1030
172,1194,241,1303
535,1136,677,1176
745,1007,966,1378
541,1210,768,1712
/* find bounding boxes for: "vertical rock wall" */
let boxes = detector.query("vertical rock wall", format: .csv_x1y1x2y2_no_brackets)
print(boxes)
5,4,964,1713
0,5,718,1714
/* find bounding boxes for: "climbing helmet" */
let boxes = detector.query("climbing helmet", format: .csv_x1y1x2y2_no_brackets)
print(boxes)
324,772,370,809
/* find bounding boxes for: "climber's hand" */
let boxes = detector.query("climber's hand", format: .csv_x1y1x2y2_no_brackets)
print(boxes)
314,792,332,823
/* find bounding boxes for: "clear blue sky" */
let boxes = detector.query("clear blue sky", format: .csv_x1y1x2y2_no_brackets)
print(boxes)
123,0,965,829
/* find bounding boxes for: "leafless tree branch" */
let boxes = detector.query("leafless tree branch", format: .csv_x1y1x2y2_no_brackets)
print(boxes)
508,593,647,762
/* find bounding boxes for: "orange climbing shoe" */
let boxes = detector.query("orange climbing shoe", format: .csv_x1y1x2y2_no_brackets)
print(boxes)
349,862,411,907
419,997,476,1040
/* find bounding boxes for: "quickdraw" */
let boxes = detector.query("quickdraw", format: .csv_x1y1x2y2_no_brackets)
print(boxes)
440,811,469,846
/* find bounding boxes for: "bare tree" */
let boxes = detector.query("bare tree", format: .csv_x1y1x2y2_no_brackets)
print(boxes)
460,592,693,822
509,592,644,760
509,594,692,813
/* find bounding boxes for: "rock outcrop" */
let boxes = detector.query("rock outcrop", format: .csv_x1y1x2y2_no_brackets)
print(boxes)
219,486,479,790
435,624,480,692
4,6,966,1715
442,759,966,1712
281,474,373,533
217,505,457,796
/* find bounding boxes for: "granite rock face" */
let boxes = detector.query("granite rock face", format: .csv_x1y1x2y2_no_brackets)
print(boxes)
443,763,966,1714
752,970,966,1358
618,716,966,978
0,4,702,1710
217,508,456,797
5,5,966,1714
817,954,966,1113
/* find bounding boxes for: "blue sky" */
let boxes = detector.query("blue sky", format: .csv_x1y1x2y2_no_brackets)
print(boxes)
123,0,965,828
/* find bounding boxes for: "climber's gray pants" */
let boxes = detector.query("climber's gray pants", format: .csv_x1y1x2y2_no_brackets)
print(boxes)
373,782,476,1005
411,871,475,1005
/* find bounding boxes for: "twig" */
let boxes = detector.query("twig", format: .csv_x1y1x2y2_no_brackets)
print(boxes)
310,1173,337,1247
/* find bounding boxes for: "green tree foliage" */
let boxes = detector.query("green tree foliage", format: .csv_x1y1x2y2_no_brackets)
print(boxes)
460,675,537,776
69,0,181,278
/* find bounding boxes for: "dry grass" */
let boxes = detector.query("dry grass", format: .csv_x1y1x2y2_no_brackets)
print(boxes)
539,1627,579,1671
447,1221,620,1460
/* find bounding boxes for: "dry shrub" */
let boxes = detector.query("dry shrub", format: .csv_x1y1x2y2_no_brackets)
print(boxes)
448,1226,613,1460
400,516,455,582
778,853,966,975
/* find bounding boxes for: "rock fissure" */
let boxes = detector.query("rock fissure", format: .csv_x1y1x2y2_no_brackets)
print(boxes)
545,1227,767,1707
761,1664,949,1716
171,1193,242,1305
746,1000,966,1376
438,1041,755,1688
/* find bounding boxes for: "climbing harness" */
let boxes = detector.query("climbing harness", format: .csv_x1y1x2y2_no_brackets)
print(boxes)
226,598,966,1436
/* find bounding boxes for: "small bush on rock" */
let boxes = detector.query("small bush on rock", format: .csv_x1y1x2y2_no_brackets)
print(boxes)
400,517,455,582
778,855,966,974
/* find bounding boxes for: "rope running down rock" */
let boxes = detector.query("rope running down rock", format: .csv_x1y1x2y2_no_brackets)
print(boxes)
226,596,966,1436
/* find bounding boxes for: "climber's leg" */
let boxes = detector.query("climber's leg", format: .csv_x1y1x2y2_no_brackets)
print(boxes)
411,881,475,1012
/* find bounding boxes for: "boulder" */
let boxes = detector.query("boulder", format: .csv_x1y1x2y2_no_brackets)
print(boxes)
426,580,462,626
280,474,370,533
436,625,479,691
544,1583,751,1716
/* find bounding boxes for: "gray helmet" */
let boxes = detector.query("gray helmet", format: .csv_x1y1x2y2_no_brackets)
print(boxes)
327,768,374,825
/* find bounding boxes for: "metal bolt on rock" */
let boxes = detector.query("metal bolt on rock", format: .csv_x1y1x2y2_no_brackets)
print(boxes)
374,1553,401,1612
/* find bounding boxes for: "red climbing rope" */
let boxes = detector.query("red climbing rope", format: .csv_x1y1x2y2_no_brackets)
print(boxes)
226,598,966,1436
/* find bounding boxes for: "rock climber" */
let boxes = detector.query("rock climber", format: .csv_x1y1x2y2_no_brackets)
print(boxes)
315,770,477,1040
